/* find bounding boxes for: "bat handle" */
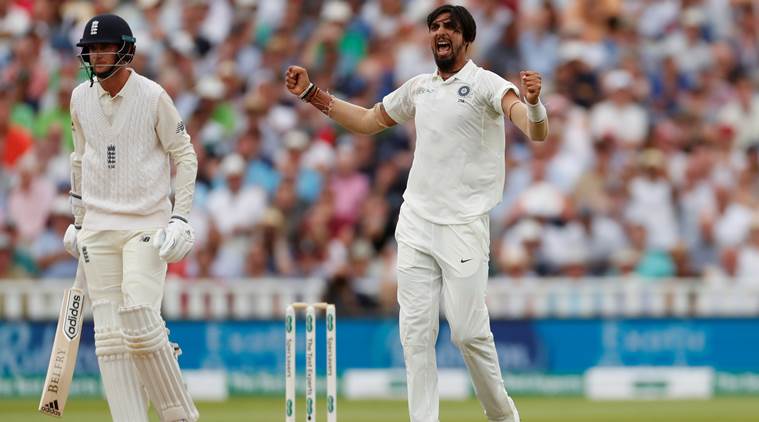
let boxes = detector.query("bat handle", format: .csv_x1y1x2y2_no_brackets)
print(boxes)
72,263,87,291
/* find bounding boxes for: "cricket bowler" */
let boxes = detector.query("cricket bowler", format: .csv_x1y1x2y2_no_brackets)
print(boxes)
285,4,548,421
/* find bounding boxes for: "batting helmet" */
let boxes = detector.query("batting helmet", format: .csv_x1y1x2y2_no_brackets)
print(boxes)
77,14,136,84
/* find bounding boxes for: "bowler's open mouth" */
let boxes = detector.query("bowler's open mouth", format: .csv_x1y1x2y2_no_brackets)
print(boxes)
436,39,452,56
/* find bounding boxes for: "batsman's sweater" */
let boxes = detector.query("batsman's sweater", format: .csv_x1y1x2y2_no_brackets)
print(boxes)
70,69,197,231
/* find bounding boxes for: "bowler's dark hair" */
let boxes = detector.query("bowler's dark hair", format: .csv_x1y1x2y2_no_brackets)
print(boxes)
426,4,476,43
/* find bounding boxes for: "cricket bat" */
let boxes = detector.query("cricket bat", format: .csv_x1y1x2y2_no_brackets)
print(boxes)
38,265,87,417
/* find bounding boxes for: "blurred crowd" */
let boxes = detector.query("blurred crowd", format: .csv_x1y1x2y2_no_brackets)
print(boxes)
1,0,759,315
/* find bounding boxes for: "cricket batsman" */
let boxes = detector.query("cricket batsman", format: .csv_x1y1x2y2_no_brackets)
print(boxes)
286,4,548,421
63,13,198,421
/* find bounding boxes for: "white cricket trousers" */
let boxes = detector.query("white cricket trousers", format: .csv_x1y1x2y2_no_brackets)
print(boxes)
77,229,166,307
76,229,167,421
395,204,519,422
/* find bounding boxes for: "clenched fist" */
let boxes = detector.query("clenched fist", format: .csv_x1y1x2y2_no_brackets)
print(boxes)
520,71,542,105
285,66,311,97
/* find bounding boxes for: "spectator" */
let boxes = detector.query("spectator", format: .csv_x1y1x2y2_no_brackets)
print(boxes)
665,8,713,79
499,243,532,279
31,195,77,278
670,242,700,278
329,142,369,231
517,1,559,79
578,207,628,275
208,153,267,237
562,0,621,44
275,129,322,204
712,185,755,248
239,128,278,194
590,69,649,148
8,152,55,245
0,224,34,279
718,70,759,151
35,78,75,151
0,88,33,170
0,233,23,278
207,153,267,278
627,222,675,279
626,149,679,251
244,238,271,278
472,0,512,63
611,248,640,277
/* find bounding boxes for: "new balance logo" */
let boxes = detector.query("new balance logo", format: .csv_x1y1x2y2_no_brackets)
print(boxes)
90,21,99,35
141,235,151,243
107,145,116,169
41,400,61,416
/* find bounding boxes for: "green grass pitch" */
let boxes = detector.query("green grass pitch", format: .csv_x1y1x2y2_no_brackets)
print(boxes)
2,396,757,421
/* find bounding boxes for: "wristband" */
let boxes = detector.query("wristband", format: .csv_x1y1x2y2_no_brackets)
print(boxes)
526,98,547,123
307,86,334,116
299,83,315,100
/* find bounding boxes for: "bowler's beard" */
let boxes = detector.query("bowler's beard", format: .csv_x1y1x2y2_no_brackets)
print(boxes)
433,44,463,73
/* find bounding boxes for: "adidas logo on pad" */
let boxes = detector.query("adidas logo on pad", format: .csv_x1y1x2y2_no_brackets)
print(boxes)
40,400,61,416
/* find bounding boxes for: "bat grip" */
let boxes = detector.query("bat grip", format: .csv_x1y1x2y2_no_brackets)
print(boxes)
72,263,87,291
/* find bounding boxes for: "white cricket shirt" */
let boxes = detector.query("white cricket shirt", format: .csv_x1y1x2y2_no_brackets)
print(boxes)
70,70,197,230
382,59,518,224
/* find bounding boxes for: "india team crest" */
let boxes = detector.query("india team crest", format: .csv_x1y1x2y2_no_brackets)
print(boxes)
458,85,471,97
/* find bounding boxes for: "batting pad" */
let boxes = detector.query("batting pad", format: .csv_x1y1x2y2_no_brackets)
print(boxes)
120,304,199,422
92,300,149,422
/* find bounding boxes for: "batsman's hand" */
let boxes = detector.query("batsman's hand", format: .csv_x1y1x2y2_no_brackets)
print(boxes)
152,217,194,263
285,66,311,97
520,71,542,105
63,224,79,258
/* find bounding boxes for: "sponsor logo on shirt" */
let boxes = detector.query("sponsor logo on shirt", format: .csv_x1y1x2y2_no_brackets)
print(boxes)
414,87,434,96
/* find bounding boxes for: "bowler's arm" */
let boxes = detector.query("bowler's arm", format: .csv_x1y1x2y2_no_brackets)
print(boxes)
285,65,397,135
329,100,398,135
502,91,549,142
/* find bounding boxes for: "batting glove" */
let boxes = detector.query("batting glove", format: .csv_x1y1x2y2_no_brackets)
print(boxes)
63,224,80,258
152,216,195,263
